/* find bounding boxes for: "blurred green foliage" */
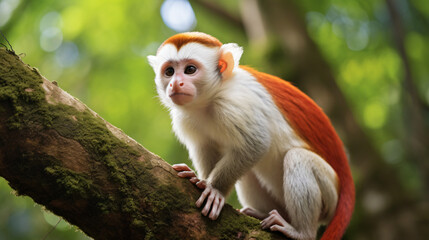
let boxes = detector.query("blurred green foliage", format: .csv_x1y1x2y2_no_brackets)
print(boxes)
0,0,428,239
302,0,429,196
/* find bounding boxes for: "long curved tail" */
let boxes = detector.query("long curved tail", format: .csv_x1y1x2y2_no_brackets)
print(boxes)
241,65,355,239
321,156,355,240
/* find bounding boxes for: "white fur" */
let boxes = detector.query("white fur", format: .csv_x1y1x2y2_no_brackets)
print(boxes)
148,40,339,240
148,43,221,109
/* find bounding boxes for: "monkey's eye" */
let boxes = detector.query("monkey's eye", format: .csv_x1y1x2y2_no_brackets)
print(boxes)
164,67,175,77
184,65,197,75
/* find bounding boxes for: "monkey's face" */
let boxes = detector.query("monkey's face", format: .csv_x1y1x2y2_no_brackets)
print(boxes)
148,43,221,108
159,58,201,106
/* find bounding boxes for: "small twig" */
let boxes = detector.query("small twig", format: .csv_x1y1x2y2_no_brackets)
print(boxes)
41,218,62,240
0,30,14,53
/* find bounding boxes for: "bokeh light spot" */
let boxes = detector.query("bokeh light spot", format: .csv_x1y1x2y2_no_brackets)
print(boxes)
39,11,62,31
55,41,79,67
363,101,387,129
8,210,32,235
161,0,196,32
0,0,20,27
39,11,63,52
40,27,63,52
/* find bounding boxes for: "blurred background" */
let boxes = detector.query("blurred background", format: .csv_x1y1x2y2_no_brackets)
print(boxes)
0,0,428,239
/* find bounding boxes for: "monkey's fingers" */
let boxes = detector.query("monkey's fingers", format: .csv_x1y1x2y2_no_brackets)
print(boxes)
195,180,207,189
218,196,225,217
201,190,216,217
208,192,220,220
172,163,193,172
177,171,197,178
261,215,279,229
196,187,211,208
261,210,287,230
209,199,219,220
209,194,225,220
269,224,288,236
190,177,200,184
261,210,291,237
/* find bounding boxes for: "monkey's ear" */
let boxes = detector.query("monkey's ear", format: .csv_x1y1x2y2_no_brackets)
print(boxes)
218,43,243,79
147,55,158,71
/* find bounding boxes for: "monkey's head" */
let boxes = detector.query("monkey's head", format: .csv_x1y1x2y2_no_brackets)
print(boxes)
147,32,243,108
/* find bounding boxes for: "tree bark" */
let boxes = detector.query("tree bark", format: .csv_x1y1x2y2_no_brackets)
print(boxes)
0,48,282,240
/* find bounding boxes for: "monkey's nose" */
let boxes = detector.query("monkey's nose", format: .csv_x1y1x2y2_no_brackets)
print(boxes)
169,80,185,93
170,82,184,88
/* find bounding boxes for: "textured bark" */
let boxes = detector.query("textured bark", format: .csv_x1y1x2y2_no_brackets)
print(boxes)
0,48,282,240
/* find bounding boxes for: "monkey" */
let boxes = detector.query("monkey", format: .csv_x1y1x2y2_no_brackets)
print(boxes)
147,32,354,240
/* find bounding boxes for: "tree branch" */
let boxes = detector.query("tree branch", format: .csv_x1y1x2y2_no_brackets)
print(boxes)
0,48,281,240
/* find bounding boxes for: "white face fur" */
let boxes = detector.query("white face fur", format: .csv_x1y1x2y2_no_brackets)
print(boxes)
148,43,222,108
148,42,243,108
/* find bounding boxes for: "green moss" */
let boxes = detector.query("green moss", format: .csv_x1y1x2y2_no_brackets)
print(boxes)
0,51,45,130
44,166,100,198
0,49,148,227
131,219,147,228
144,231,155,240
127,183,193,239
149,184,193,213
205,209,269,240
3,49,244,239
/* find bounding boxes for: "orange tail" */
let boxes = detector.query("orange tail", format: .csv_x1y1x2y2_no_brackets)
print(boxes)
321,152,355,240
242,65,355,239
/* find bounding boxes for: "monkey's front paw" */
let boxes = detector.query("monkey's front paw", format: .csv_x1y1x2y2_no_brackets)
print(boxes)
172,163,200,184
195,182,225,220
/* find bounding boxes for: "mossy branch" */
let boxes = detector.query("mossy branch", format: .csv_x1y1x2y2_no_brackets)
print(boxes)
0,48,283,240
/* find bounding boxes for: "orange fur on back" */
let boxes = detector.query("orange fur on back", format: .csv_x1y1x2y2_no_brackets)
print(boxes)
161,32,222,52
241,66,355,240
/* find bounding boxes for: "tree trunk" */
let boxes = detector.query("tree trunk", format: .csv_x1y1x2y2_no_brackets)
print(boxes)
0,48,282,240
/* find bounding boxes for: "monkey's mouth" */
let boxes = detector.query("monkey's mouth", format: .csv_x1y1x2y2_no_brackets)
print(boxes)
169,92,194,105
169,92,193,97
